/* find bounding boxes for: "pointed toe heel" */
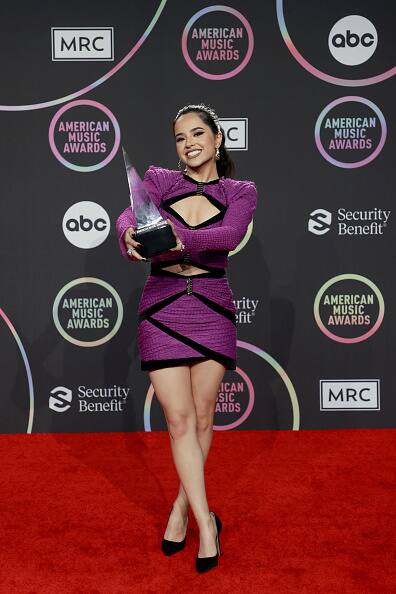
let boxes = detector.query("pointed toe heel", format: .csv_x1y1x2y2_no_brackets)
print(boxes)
161,506,189,556
162,535,187,556
196,512,222,573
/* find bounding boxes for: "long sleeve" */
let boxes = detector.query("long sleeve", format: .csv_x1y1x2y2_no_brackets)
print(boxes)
115,206,137,259
176,180,258,252
115,165,166,260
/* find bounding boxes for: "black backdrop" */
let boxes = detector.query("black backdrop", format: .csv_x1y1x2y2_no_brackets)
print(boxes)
0,0,394,434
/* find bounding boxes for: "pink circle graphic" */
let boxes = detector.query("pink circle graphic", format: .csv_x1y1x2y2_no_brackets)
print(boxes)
213,366,255,431
48,99,120,172
277,0,395,86
182,5,254,80
314,96,387,169
314,274,385,344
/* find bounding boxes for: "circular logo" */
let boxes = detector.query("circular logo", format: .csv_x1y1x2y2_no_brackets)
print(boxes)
315,96,386,168
49,99,120,172
63,201,110,248
314,274,384,343
182,5,254,80
53,277,123,347
213,367,255,430
276,0,395,86
328,15,377,66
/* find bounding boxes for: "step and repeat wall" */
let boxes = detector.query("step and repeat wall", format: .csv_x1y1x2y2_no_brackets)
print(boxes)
1,1,394,434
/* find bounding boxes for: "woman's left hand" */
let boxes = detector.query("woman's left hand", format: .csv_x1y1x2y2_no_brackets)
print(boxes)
166,218,183,251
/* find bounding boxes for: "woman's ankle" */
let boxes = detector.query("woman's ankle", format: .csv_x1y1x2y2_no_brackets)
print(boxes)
173,497,189,515
196,511,214,532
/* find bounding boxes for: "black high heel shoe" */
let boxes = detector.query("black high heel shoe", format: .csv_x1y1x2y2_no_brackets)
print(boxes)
161,505,189,556
196,511,222,573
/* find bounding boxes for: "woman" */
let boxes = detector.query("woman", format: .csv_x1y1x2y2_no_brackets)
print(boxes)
116,103,257,573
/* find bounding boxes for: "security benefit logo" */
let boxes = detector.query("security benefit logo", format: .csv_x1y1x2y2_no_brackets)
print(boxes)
314,274,384,344
63,201,110,248
233,296,259,324
219,118,248,150
49,385,129,414
51,27,114,61
315,97,386,168
182,5,254,80
320,380,380,411
53,278,123,347
308,208,391,237
328,16,377,66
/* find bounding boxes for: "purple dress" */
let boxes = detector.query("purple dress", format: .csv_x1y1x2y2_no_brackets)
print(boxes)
116,166,257,371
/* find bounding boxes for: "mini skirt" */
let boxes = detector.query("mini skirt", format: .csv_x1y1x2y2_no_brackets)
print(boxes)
137,263,237,371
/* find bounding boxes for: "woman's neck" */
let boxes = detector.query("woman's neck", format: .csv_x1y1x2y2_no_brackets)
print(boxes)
185,161,219,183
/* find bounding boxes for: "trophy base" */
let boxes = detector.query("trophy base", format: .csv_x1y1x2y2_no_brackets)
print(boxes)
135,223,177,258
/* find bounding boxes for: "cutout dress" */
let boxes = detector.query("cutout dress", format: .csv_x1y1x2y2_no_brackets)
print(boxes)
116,165,257,371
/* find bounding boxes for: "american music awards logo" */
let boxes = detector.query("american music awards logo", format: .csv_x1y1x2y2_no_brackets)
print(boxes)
182,6,254,80
52,277,123,347
314,96,386,168
49,99,120,172
314,274,384,343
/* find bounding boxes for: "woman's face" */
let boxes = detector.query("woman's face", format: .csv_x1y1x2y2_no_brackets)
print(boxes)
174,112,221,169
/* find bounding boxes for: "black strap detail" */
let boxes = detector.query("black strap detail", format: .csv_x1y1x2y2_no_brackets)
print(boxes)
144,316,235,369
160,192,226,229
193,292,237,324
138,290,185,321
182,172,221,185
141,355,231,370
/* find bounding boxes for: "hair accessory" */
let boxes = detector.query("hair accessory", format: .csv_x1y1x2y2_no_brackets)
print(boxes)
175,103,221,133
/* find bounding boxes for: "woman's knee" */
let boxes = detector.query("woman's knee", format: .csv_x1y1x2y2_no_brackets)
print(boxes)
166,410,196,440
196,408,214,433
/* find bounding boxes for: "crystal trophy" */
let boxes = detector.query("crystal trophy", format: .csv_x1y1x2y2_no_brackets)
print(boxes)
122,147,176,258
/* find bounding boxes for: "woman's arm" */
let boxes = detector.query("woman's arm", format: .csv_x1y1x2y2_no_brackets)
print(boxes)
175,180,258,252
115,207,137,259
115,165,166,259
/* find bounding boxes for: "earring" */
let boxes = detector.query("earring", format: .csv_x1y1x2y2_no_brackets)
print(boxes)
178,158,188,173
215,147,220,160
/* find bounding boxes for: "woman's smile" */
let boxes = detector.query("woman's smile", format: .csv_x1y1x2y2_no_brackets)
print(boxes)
185,149,202,159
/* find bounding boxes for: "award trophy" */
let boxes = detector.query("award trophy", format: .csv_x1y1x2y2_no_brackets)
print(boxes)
122,147,177,258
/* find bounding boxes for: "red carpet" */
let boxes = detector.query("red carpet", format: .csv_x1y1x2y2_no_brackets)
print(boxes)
0,429,394,593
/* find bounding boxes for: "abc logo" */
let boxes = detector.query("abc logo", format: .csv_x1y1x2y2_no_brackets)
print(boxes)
328,15,377,66
63,201,110,248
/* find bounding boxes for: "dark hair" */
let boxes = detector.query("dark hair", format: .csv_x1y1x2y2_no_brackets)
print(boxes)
173,104,236,178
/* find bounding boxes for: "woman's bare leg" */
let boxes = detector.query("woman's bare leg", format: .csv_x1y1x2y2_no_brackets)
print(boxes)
174,358,226,497
159,359,226,556
149,364,217,551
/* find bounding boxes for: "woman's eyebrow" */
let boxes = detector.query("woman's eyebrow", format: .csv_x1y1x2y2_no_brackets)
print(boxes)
175,126,204,137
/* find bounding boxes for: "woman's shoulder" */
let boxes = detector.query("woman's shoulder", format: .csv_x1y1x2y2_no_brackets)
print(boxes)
143,164,180,191
220,175,257,200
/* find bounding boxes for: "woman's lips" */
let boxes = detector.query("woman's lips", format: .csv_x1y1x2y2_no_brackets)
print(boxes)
185,149,202,159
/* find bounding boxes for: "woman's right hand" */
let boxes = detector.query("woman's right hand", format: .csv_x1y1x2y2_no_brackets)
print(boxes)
123,227,148,261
